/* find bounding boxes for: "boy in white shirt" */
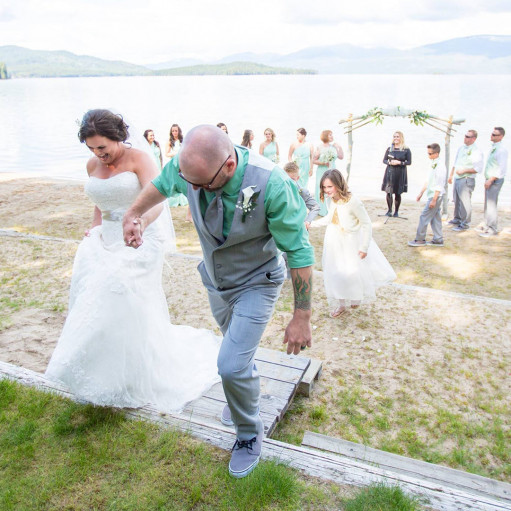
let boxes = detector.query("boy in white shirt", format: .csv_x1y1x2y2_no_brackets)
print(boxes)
408,143,447,247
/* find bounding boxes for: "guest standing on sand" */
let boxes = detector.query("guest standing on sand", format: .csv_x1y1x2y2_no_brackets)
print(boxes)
288,128,313,189
312,169,395,318
313,130,344,216
259,128,279,163
408,143,447,247
381,131,411,217
447,129,483,232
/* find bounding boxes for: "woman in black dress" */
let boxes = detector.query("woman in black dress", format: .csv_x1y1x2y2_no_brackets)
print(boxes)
381,131,412,217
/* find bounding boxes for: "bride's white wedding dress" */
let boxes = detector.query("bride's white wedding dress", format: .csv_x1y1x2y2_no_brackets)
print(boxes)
46,172,221,411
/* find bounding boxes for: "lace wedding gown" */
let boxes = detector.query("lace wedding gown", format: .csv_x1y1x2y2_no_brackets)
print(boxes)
46,172,221,411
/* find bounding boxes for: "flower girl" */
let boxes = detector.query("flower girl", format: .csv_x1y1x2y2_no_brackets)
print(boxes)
312,170,396,317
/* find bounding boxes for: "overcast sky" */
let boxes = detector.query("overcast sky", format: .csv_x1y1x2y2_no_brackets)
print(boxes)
1,0,510,65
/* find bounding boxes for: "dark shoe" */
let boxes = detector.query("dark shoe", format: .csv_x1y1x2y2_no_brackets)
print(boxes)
427,240,444,247
407,240,427,247
448,219,460,225
229,431,263,478
385,210,392,217
393,212,399,217
220,404,234,427
452,225,469,232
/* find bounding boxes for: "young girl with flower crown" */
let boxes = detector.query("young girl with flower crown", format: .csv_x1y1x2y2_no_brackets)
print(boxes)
312,169,396,318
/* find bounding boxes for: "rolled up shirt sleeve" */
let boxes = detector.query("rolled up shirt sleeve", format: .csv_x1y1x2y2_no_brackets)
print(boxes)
265,168,315,268
152,154,188,198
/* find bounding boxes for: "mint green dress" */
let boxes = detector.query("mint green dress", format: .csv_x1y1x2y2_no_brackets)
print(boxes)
263,142,278,163
162,153,188,207
315,144,338,216
292,143,311,188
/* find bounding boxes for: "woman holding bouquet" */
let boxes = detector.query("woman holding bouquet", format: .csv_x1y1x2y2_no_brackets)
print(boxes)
381,131,412,217
313,130,344,216
259,127,280,163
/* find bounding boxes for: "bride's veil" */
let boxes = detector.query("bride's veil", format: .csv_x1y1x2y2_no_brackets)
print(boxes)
111,108,177,254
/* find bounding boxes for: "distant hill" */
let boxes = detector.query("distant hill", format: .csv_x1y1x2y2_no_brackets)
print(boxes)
153,35,511,74
154,61,316,76
0,46,152,78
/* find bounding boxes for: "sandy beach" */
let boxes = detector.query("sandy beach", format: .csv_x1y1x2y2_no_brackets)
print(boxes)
1,173,510,481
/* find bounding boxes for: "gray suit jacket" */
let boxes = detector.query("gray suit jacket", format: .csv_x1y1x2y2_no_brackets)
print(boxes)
298,187,320,224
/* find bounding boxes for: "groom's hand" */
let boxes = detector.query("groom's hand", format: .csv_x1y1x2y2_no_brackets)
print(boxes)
284,310,312,355
123,210,144,249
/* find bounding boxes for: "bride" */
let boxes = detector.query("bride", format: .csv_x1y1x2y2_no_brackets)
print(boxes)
45,109,220,411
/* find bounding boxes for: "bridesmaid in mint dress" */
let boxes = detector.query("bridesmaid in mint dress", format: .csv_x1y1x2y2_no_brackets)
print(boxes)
259,128,279,163
164,124,188,209
288,127,313,188
313,130,344,216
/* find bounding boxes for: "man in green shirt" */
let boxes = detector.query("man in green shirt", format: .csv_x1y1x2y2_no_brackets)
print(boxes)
123,125,314,479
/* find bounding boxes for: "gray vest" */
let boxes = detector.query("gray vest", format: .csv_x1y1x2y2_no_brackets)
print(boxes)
188,152,281,290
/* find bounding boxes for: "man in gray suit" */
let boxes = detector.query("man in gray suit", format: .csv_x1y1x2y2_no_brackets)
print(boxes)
123,125,314,479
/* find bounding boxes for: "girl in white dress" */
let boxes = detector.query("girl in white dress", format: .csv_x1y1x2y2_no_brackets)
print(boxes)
313,169,396,318
45,109,220,411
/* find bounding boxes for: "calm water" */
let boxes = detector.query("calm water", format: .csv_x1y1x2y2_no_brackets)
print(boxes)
0,74,510,205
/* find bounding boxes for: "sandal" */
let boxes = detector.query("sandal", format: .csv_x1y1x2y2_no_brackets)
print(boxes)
330,306,347,318
351,304,360,309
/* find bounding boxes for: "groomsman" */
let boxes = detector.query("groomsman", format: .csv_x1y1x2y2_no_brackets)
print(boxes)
478,127,507,237
448,130,483,231
408,143,447,247
123,125,314,479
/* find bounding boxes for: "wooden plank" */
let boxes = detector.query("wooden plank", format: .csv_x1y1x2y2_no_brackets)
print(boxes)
298,358,323,397
255,347,311,371
1,361,508,511
181,396,276,436
302,431,511,504
255,360,304,385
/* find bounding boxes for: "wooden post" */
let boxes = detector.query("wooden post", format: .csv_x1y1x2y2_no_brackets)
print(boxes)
346,114,353,182
442,115,453,217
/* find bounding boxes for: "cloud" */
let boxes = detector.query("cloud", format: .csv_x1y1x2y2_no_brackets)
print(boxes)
281,0,511,25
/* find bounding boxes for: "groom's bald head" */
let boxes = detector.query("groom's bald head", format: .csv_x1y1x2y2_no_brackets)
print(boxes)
179,125,235,190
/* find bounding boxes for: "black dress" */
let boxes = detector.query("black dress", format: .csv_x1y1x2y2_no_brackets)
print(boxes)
381,147,412,194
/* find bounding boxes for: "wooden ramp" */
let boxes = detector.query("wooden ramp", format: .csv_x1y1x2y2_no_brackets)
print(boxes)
1,360,510,510
180,347,317,437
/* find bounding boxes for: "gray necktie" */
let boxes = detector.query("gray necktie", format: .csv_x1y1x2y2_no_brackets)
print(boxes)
204,190,224,242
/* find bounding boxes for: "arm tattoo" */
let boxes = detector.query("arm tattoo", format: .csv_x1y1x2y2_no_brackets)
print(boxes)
293,272,312,310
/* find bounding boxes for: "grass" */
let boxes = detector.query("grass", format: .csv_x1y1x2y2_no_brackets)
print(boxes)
342,482,426,511
0,380,350,511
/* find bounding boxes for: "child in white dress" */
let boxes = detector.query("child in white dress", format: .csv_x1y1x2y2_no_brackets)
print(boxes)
312,169,396,318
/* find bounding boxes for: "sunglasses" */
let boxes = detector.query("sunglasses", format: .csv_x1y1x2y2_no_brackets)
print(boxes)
464,135,475,138
491,133,502,136
427,152,438,156
179,154,231,189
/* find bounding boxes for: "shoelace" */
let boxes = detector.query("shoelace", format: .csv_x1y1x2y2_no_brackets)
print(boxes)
233,437,257,452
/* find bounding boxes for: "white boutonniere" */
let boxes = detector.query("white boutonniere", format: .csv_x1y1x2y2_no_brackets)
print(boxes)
467,149,472,156
236,186,261,222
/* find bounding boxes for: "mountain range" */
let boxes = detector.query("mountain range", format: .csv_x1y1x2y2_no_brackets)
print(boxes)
1,35,509,78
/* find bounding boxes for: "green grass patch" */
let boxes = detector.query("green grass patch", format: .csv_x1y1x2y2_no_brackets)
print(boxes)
0,380,350,510
342,482,426,510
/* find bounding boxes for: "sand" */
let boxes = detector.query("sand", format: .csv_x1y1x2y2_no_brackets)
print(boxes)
1,173,510,479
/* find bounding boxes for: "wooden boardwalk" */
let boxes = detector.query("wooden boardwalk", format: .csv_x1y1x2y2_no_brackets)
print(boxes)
180,347,316,437
1,359,510,510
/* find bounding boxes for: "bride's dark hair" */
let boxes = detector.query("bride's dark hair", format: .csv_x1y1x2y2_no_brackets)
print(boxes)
78,109,129,143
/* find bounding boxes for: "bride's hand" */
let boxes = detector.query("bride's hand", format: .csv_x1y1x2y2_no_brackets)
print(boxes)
123,212,144,248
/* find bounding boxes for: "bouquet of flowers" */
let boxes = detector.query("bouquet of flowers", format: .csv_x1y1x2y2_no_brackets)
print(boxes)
318,147,337,166
271,154,280,164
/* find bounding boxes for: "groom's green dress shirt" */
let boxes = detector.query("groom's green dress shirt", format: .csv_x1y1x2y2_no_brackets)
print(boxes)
152,146,314,269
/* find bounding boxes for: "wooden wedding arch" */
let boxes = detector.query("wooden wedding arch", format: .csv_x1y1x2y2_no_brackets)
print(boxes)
339,107,465,214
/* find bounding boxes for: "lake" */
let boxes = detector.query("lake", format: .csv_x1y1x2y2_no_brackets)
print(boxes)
0,74,510,205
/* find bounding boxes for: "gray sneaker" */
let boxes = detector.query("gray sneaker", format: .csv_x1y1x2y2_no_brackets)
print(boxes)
427,240,444,247
220,404,234,427
229,431,263,478
407,240,427,247
478,229,498,238
448,219,460,225
452,225,469,232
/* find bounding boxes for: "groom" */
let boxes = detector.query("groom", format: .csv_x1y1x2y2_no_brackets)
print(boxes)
123,125,314,478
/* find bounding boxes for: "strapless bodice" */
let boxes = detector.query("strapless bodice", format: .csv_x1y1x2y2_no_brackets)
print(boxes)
85,172,141,215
